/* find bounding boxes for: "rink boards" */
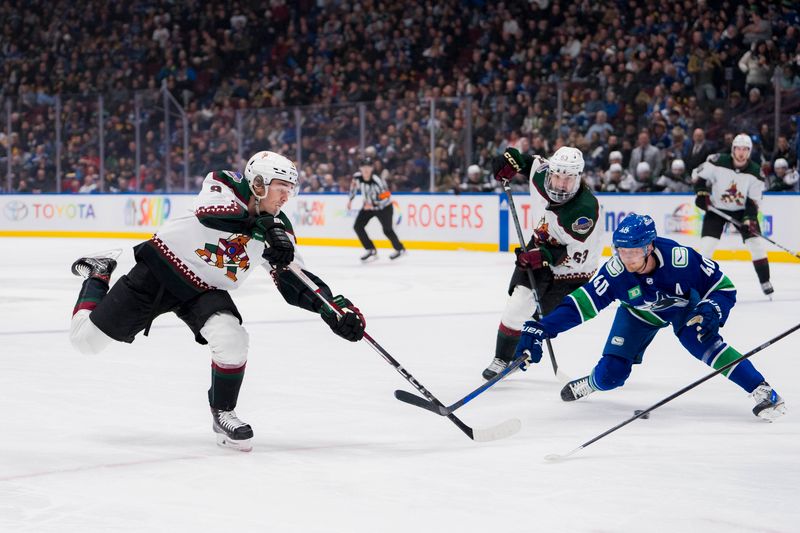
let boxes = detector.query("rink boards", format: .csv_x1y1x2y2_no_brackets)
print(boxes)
1,192,798,262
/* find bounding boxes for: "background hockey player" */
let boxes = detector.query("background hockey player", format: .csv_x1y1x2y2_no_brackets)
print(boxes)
514,213,785,421
692,133,773,295
482,146,601,380
347,156,406,262
69,151,366,452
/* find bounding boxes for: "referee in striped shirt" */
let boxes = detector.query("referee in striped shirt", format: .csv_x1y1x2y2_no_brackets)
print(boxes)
347,156,406,261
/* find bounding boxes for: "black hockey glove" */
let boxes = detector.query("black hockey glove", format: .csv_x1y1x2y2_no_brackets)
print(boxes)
740,216,760,238
492,147,533,182
321,295,366,342
685,299,722,343
252,215,294,268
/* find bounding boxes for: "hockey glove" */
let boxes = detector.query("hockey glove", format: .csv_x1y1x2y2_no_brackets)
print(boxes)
694,191,710,211
492,147,533,182
321,295,366,342
685,299,722,343
252,215,294,268
514,247,549,270
514,320,548,370
740,216,760,238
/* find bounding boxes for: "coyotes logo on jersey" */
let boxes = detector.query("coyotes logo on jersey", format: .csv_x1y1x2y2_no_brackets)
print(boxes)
721,181,745,206
196,234,252,281
533,220,560,247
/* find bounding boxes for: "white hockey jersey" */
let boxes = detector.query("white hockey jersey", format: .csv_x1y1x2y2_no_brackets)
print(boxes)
526,161,602,281
134,170,299,301
692,153,764,211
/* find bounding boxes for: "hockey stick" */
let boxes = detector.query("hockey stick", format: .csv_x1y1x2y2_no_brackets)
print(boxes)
708,205,800,259
545,321,800,462
394,352,530,415
285,263,522,442
501,178,571,385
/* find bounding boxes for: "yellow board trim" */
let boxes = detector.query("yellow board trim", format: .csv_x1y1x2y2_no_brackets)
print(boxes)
0,231,497,252
3,231,798,261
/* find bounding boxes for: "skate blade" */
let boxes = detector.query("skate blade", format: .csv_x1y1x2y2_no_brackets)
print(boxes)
756,404,786,422
216,433,253,452
360,256,378,263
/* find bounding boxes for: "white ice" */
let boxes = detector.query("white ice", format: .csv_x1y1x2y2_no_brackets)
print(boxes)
1,238,799,533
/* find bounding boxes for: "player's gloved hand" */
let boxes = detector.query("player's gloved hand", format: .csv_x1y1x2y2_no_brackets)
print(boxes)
694,191,710,211
252,215,294,268
321,295,366,342
514,247,549,270
740,216,760,238
514,320,548,370
492,147,533,182
685,299,722,343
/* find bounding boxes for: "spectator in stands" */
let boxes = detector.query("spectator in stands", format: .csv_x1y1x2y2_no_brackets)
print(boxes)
655,159,692,192
772,135,797,169
629,130,663,178
686,128,715,173
601,163,635,193
460,164,494,193
767,158,799,192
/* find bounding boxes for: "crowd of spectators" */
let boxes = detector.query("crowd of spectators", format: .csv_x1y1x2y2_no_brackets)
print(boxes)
1,0,799,195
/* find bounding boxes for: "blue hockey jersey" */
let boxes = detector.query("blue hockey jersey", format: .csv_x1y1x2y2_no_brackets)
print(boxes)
539,237,737,336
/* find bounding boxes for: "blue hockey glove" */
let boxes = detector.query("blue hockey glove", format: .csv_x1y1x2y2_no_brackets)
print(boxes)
685,299,722,342
515,320,548,370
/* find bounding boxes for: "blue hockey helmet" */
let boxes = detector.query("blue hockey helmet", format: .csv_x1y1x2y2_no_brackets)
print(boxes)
612,213,657,249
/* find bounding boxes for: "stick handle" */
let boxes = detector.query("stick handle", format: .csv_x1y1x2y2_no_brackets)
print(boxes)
708,205,800,259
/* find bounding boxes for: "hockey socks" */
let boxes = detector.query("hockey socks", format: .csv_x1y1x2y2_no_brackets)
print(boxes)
752,258,770,284
495,323,521,362
72,277,110,316
208,362,246,411
705,345,765,393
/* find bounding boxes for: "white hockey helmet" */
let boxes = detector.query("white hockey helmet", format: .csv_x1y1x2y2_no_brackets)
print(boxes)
671,159,685,173
636,161,651,176
731,133,753,153
609,163,623,173
609,150,623,162
244,151,299,200
774,158,788,170
545,146,584,203
467,164,482,177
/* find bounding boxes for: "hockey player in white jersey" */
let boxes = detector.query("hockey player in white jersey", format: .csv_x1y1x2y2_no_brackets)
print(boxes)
482,146,602,379
69,151,366,452
693,134,773,295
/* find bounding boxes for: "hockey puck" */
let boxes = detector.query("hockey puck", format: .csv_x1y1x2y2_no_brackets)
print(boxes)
634,410,650,419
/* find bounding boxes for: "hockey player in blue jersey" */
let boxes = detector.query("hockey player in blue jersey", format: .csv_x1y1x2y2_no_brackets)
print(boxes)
514,213,786,420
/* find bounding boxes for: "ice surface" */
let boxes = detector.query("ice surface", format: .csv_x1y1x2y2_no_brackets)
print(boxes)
1,238,799,532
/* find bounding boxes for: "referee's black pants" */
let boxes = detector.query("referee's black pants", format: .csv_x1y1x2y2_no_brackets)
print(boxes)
354,204,404,251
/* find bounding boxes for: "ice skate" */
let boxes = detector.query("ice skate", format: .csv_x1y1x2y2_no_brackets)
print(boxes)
360,249,377,262
389,248,407,260
211,408,253,451
71,249,122,282
560,375,596,402
751,382,786,421
761,281,774,297
482,357,517,380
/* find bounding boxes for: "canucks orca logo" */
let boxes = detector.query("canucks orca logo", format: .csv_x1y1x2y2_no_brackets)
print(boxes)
635,291,690,312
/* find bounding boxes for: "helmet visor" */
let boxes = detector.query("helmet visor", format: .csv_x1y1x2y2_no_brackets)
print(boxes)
545,170,580,203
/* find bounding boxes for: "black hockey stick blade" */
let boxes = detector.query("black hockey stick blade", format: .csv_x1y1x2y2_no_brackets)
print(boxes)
394,354,530,416
394,391,522,441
